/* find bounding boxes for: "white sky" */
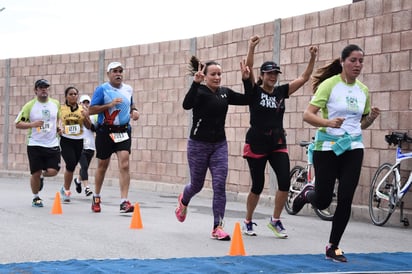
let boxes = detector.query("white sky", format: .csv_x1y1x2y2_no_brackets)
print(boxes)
0,0,351,59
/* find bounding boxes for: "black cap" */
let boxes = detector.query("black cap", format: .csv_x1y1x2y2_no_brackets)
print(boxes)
260,61,282,74
35,79,50,89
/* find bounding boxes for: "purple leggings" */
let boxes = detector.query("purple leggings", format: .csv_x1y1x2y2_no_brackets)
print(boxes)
182,138,228,227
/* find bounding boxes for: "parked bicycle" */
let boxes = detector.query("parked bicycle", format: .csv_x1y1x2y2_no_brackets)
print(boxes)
369,131,412,227
285,140,337,221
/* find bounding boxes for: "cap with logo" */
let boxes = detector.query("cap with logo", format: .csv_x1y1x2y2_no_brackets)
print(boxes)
35,79,50,89
107,62,123,72
260,61,282,74
80,95,91,103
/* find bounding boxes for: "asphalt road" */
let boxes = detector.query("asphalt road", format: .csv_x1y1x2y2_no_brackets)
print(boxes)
0,173,411,264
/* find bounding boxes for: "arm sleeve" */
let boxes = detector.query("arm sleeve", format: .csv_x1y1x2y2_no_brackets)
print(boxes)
183,82,201,110
227,88,250,106
242,78,254,96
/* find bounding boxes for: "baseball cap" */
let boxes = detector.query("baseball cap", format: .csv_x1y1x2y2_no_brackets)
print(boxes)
34,79,50,88
80,95,91,103
107,62,123,72
260,61,282,74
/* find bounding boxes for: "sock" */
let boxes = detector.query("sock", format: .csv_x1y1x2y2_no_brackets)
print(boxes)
120,198,127,203
271,217,279,223
33,194,39,198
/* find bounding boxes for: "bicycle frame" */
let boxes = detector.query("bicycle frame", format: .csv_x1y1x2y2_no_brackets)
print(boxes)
369,131,412,226
375,147,412,204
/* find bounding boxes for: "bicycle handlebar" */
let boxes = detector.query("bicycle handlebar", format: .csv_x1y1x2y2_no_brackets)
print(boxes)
385,132,412,146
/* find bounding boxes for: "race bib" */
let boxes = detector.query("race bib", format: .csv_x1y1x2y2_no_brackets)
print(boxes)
65,124,81,135
37,122,52,133
110,132,129,143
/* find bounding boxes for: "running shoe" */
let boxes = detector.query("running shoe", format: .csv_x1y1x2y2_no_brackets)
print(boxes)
39,176,44,192
120,200,134,213
85,186,93,197
267,219,288,238
211,226,231,241
292,183,314,213
60,186,71,203
32,197,43,207
91,196,101,213
326,245,347,262
74,178,82,194
242,220,257,236
175,193,187,222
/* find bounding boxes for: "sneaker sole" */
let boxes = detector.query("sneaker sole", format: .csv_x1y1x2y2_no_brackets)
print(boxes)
175,208,187,222
211,235,231,241
175,194,187,222
92,207,101,213
267,223,288,239
32,204,44,208
242,231,257,236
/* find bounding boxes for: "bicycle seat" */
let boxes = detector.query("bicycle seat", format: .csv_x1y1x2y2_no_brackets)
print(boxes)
299,141,312,147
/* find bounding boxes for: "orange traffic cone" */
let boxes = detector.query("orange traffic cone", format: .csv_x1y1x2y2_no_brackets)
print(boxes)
51,192,63,214
228,222,246,256
130,203,143,229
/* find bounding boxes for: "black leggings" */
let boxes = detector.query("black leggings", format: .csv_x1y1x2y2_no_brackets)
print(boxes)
79,149,95,181
246,152,290,194
307,149,363,246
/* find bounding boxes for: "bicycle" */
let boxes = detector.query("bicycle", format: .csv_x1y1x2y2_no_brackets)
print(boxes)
285,140,337,221
368,131,412,227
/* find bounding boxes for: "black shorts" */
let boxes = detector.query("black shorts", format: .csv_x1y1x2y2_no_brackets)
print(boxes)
95,125,131,160
27,145,61,174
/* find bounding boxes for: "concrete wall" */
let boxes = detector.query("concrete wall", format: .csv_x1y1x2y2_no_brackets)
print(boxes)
0,0,411,214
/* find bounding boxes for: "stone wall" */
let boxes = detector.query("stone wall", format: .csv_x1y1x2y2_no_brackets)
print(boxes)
0,0,411,213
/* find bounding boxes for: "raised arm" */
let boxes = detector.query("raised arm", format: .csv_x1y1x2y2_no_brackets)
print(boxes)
288,46,318,95
245,35,260,86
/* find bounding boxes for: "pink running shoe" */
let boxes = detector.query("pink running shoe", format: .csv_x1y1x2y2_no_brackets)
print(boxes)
211,226,231,241
175,193,187,222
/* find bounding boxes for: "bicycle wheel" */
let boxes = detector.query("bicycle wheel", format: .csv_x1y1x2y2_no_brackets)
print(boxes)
285,165,306,215
314,179,337,221
369,163,396,226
